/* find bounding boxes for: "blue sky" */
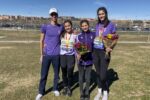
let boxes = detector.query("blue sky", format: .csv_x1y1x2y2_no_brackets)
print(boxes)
0,0,150,20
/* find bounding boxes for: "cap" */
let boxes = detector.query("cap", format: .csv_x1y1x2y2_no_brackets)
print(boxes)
49,8,58,14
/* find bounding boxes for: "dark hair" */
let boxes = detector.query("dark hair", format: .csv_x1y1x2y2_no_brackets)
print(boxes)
80,19,90,32
97,7,110,27
61,20,73,38
80,19,89,26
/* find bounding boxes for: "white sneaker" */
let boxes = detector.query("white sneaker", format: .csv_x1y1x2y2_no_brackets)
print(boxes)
53,90,60,96
102,91,108,100
35,94,42,100
94,89,102,100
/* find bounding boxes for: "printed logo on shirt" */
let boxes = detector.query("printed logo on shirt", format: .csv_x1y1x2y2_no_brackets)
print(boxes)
80,36,83,39
60,35,76,53
90,35,93,39
61,39,73,50
58,30,60,34
93,27,105,49
94,36,104,48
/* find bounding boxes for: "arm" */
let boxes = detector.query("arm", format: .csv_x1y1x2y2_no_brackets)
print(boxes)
110,39,118,49
74,35,81,60
103,37,118,51
107,23,118,50
40,33,45,56
102,39,112,53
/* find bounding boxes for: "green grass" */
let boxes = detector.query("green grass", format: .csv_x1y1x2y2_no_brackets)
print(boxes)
119,34,150,42
0,30,150,42
0,30,150,100
0,30,40,41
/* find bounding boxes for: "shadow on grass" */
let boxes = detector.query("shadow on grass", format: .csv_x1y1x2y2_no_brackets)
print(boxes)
44,81,64,95
89,68,119,94
89,69,97,93
71,71,79,92
107,68,119,92
44,72,79,95
71,70,98,94
44,68,119,95
44,70,97,95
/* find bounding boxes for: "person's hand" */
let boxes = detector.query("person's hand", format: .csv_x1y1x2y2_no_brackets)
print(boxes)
76,53,81,61
39,55,43,64
106,47,112,53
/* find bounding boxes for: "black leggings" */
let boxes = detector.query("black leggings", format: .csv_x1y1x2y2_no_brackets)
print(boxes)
93,48,110,91
78,65,92,96
60,55,75,88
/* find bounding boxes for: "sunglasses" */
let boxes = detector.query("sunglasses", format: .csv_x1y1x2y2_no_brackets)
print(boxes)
50,13,58,17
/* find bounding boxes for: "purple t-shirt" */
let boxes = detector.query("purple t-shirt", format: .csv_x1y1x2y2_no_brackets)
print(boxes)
94,22,116,49
41,24,63,56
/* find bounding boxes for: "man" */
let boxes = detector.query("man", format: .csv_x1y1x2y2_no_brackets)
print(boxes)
36,8,63,100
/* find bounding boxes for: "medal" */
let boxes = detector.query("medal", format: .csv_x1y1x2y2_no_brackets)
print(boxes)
66,40,69,48
65,33,71,49
99,27,104,42
99,36,102,41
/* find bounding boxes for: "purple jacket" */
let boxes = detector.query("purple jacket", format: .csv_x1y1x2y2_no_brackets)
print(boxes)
76,31,95,66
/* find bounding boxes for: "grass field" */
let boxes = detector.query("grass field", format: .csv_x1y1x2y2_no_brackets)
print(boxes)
0,30,40,41
0,30,150,100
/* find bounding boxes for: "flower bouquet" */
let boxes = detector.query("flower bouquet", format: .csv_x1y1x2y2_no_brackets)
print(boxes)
74,42,90,55
103,33,119,60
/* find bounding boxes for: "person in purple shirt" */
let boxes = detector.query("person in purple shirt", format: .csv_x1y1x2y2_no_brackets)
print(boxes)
93,7,118,100
76,20,95,100
36,8,63,100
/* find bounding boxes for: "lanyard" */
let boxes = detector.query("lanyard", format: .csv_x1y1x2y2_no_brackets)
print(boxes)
98,27,104,41
65,33,72,48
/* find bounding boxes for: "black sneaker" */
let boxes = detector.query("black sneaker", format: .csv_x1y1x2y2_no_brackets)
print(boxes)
84,95,90,100
67,88,72,97
62,87,68,95
80,95,84,100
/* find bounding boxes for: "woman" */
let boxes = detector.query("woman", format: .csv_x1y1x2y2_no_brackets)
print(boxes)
60,20,76,97
93,7,118,100
75,20,95,100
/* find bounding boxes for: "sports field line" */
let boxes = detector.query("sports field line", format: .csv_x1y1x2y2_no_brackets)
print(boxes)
0,40,150,44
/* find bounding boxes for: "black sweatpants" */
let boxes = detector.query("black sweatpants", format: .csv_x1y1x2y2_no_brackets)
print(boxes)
93,48,110,91
60,55,75,88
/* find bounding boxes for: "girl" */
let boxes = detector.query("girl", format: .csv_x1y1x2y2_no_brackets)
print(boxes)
76,20,95,100
93,7,118,100
60,20,76,97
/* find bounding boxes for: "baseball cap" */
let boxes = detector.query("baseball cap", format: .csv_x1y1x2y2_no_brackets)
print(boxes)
49,8,58,15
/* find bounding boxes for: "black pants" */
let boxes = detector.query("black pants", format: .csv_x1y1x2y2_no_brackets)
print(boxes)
60,55,75,88
78,65,92,96
93,48,110,91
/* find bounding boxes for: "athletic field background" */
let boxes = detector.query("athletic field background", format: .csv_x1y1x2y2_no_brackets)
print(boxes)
0,29,149,100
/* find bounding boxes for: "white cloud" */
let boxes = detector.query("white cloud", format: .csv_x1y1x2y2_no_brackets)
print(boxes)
94,1,107,7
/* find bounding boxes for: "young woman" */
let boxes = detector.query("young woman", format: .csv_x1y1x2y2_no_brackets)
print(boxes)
93,7,118,100
60,20,76,97
36,8,63,100
76,20,95,100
